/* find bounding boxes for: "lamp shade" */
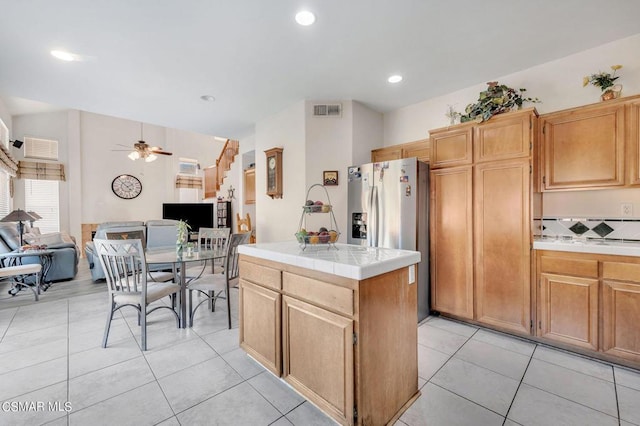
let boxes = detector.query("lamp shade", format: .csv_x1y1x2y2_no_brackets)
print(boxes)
1,209,36,222
26,211,42,220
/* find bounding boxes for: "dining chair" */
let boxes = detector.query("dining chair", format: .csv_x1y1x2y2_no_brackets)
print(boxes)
236,213,255,243
0,261,42,301
187,232,250,328
93,238,181,351
198,227,230,274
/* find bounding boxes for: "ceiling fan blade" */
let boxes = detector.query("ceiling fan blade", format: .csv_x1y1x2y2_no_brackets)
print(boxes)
152,150,173,156
115,143,130,148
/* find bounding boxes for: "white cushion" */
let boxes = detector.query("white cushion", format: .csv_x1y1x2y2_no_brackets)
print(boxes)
113,282,180,305
0,263,41,277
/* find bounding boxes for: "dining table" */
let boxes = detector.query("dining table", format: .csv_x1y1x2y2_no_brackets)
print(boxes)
145,246,226,328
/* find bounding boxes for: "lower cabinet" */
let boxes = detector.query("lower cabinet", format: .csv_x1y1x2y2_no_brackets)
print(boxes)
536,251,640,367
239,279,281,376
283,296,354,424
602,260,640,363
538,273,599,350
238,256,419,426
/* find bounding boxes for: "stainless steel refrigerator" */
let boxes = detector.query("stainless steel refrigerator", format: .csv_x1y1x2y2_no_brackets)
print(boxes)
347,157,430,322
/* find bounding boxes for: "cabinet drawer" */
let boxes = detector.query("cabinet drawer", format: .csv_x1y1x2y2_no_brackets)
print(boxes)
602,261,640,283
283,272,353,317
239,260,282,290
539,255,598,278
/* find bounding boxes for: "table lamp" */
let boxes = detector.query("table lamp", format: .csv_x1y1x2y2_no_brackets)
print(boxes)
26,211,42,228
0,209,37,246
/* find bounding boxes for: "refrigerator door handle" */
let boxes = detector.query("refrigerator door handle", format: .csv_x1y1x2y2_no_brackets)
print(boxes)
368,186,379,247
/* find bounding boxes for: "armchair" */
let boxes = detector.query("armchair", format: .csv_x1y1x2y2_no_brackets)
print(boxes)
85,220,182,282
85,221,146,282
0,223,78,282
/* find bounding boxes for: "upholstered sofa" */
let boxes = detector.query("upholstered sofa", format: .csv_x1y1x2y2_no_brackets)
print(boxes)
0,223,79,282
85,219,180,282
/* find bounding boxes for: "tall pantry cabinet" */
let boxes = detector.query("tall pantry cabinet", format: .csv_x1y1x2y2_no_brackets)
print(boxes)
430,108,538,334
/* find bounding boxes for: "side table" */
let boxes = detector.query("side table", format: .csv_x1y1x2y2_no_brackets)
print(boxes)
2,249,55,295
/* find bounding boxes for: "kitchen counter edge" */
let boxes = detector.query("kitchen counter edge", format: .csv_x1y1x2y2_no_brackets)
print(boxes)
238,242,420,280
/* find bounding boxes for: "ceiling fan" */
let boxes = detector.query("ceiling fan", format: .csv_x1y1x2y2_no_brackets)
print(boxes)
113,123,173,162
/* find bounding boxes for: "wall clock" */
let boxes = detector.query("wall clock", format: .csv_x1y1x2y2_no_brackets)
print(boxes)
264,147,283,199
111,174,142,199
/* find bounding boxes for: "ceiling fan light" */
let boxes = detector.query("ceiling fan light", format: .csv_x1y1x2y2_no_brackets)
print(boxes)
145,154,158,162
128,151,140,160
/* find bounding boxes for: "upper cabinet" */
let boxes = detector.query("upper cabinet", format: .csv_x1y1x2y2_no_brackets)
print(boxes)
626,98,640,185
539,94,640,191
429,126,473,168
541,102,625,190
371,139,429,163
474,113,532,163
244,168,256,205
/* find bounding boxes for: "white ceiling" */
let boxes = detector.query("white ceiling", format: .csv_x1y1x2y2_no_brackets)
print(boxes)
1,1,640,139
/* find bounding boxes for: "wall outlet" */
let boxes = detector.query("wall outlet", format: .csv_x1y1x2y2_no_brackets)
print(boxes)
622,203,633,217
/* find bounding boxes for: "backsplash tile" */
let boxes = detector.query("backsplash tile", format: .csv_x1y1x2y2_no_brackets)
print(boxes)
540,217,640,242
591,222,614,238
569,222,589,235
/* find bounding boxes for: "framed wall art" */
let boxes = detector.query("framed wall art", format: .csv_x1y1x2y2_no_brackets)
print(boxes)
323,170,338,186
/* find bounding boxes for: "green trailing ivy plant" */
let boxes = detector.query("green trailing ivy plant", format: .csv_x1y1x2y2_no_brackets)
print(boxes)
460,82,540,123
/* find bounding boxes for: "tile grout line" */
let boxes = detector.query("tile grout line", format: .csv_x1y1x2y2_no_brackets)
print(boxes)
423,327,514,421
612,366,621,426
518,354,622,422
502,343,537,425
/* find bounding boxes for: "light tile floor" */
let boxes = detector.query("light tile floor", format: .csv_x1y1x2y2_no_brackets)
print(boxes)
1,287,640,425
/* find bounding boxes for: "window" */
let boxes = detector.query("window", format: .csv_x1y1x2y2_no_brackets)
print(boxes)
24,137,58,160
0,119,10,218
178,157,199,175
25,179,59,233
0,172,10,219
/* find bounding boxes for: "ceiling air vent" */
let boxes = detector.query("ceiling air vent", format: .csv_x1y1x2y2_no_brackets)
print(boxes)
313,104,342,117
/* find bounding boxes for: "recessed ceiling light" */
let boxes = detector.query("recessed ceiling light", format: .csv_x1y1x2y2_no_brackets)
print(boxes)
200,95,216,102
51,50,77,61
388,75,403,84
295,11,316,26
214,136,228,142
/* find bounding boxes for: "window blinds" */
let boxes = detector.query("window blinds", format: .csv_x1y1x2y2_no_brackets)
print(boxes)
17,161,66,181
175,175,203,189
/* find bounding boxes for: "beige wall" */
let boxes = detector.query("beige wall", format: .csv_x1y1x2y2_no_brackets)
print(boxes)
8,109,223,243
383,33,640,218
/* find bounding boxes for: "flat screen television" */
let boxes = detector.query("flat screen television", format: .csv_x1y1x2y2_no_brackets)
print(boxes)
162,203,214,232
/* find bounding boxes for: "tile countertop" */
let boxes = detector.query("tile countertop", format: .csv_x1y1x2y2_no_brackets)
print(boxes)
533,238,640,257
237,242,420,280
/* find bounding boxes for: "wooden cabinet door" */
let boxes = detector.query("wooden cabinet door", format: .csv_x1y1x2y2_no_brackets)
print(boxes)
539,273,599,350
430,127,473,168
243,168,256,204
474,159,531,334
603,280,640,362
282,296,354,425
541,103,625,190
238,279,282,376
627,100,640,185
430,166,474,319
402,139,430,162
475,111,533,163
371,146,403,163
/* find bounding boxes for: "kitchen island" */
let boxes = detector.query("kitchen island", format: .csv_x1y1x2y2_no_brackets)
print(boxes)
237,242,421,426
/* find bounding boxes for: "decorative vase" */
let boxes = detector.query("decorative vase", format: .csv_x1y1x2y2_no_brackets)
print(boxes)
601,84,622,101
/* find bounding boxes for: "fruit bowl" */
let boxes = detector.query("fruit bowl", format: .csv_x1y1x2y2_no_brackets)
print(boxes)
295,230,339,245
302,204,332,213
